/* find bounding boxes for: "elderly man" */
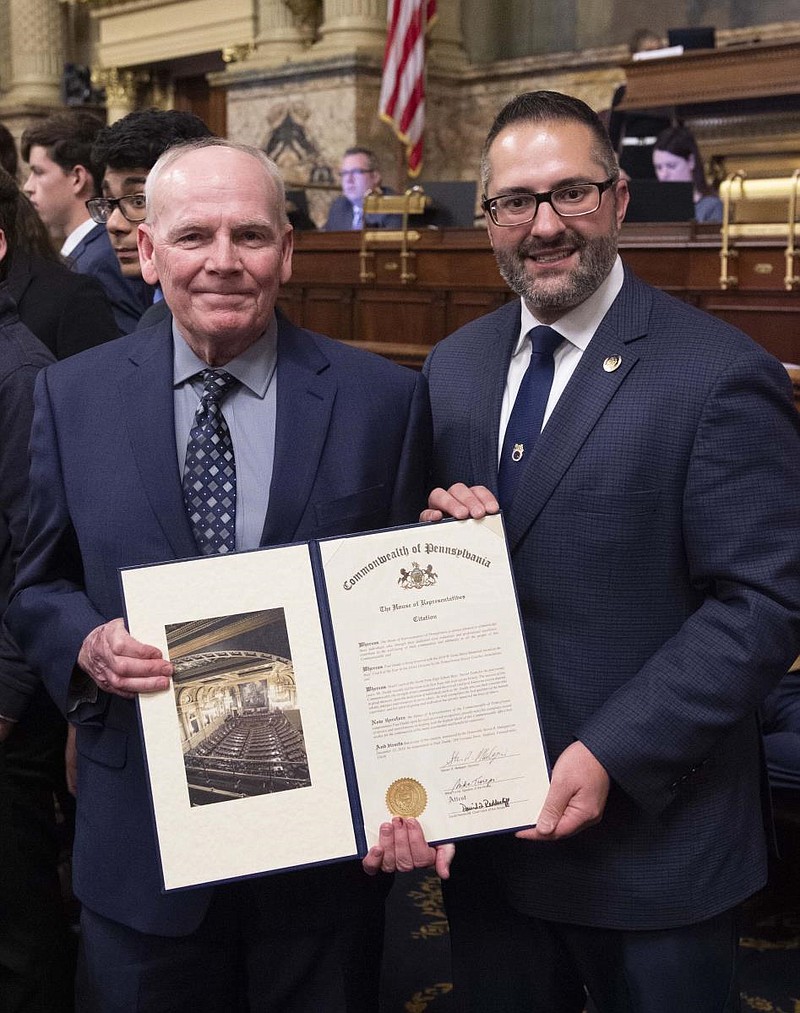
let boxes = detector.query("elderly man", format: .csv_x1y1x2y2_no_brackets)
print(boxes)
8,138,430,1013
414,91,800,1012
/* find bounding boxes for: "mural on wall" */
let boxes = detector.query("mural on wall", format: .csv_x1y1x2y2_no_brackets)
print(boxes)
259,99,338,226
262,100,334,188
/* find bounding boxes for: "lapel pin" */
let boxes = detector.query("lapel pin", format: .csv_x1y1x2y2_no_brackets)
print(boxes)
511,443,524,462
603,355,622,373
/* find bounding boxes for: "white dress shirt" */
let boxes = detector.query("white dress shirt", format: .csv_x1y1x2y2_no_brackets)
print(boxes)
498,257,625,462
60,216,97,257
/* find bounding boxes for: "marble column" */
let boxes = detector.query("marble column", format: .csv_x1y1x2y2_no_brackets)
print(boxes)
315,0,387,57
251,0,311,66
429,0,468,73
1,0,65,108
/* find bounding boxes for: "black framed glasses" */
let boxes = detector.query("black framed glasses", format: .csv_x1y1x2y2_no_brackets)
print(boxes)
482,179,617,227
86,193,147,225
340,168,375,179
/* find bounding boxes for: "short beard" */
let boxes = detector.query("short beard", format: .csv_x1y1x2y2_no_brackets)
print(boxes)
494,229,618,317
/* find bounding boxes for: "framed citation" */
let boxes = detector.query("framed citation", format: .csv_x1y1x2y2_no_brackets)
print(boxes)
121,515,550,891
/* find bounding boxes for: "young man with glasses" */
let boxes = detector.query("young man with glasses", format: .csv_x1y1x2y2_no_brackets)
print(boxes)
400,90,800,1012
21,110,148,335
323,146,401,230
88,109,213,327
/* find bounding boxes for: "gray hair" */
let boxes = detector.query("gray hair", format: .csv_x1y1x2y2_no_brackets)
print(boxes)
144,137,289,229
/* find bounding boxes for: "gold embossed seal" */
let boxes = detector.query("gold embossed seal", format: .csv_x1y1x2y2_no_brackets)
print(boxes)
386,778,427,818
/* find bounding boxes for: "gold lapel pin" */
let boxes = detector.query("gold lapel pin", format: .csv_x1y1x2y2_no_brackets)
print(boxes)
603,355,622,373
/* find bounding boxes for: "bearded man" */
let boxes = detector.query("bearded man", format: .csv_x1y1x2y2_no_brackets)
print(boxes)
415,90,800,1013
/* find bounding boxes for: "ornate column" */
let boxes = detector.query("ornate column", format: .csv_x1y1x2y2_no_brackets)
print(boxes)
1,0,65,108
92,67,142,125
315,0,387,57
428,0,468,73
251,0,311,66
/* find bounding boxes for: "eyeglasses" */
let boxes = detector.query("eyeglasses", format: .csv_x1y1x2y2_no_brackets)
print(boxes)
85,193,147,225
340,168,374,179
482,179,617,227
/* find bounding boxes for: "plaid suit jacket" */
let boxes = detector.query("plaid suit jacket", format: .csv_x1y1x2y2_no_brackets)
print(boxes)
424,267,800,928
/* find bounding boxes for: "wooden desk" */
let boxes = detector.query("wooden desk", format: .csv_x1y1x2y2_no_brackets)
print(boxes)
618,40,800,111
278,225,800,371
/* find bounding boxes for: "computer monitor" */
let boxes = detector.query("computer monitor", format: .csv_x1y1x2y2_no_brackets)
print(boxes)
667,26,716,50
625,180,695,223
418,181,478,228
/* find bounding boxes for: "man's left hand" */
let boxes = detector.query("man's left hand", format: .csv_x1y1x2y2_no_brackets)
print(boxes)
517,740,609,841
362,817,455,878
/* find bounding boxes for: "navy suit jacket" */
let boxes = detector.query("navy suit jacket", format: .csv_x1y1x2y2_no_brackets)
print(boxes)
7,313,430,935
323,194,403,231
7,250,120,359
68,223,153,335
424,268,800,929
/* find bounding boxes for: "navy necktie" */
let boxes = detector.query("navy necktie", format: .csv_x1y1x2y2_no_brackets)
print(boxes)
498,325,563,507
182,369,239,555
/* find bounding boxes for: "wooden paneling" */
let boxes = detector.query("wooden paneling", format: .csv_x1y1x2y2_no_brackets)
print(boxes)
619,41,800,110
279,226,800,372
173,72,227,140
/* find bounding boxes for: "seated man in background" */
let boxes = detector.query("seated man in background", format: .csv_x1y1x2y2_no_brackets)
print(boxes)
87,108,213,330
0,162,74,1013
21,111,150,334
323,146,402,230
7,138,430,1013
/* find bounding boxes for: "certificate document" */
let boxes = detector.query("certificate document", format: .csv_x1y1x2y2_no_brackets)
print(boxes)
121,516,549,891
319,515,550,846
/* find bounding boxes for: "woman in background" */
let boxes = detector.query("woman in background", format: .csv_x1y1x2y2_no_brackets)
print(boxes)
653,125,723,223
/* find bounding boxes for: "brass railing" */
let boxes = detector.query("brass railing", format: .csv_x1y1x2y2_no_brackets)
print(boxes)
359,187,429,284
719,171,800,291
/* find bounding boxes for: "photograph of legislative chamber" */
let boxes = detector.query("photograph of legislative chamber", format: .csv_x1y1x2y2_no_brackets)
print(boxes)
166,609,311,806
1,1,799,1011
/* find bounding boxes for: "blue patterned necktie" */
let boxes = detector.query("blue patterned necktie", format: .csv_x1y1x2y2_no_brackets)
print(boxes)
351,203,363,229
182,369,239,555
497,325,563,507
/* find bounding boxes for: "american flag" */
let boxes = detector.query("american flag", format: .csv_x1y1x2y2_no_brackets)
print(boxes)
378,0,437,178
